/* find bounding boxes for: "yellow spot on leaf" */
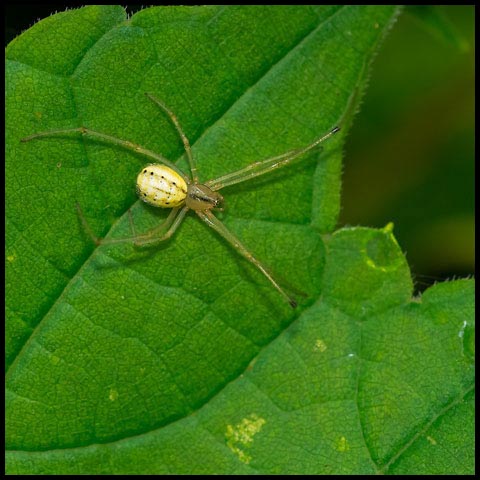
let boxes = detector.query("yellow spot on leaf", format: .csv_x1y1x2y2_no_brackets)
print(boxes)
426,435,437,445
225,413,266,464
336,436,350,452
50,355,60,365
314,339,327,352
7,254,16,262
109,388,118,401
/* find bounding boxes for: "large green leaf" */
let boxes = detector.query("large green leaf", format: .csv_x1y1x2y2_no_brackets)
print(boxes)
5,5,474,474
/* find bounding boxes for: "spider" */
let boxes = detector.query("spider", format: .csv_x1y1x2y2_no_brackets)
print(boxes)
21,93,340,308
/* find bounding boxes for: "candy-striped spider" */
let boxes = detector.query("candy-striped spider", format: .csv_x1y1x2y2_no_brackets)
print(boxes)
22,93,339,307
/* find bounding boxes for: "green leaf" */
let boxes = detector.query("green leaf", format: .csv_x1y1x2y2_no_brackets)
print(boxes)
6,5,474,475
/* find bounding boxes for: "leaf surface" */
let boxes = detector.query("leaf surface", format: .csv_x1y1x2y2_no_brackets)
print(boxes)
6,5,474,475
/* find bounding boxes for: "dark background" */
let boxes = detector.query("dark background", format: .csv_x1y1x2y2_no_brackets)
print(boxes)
6,5,475,294
340,5,474,293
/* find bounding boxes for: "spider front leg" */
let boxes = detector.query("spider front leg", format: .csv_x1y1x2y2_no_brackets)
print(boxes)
205,126,340,191
76,203,189,247
197,209,297,308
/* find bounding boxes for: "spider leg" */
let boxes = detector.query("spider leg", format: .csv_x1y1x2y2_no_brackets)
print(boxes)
145,93,198,183
196,209,297,308
205,126,339,191
130,206,189,247
21,127,189,182
76,203,188,247
205,147,305,191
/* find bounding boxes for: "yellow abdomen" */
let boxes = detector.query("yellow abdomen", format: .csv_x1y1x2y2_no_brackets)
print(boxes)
136,164,188,208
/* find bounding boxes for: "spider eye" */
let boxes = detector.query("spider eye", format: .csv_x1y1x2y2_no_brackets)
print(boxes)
215,194,224,207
